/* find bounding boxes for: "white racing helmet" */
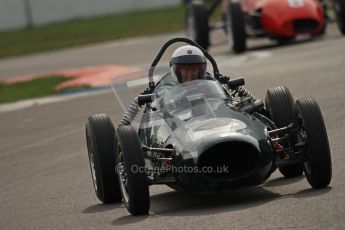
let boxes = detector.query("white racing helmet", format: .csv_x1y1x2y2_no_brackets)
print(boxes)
170,45,207,83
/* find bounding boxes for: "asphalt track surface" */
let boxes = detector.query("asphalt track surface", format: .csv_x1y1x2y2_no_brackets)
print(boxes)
1,24,345,229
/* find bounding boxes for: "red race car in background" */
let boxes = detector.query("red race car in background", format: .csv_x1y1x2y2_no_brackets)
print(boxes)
186,0,345,53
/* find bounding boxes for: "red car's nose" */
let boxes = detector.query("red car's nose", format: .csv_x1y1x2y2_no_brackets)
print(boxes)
258,0,324,36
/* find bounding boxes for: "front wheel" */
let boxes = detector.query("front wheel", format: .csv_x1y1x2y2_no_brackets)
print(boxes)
186,3,209,50
226,1,246,53
85,114,122,203
116,125,150,215
295,97,332,188
333,0,345,35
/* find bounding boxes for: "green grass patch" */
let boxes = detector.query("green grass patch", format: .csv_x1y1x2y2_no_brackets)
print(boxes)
0,6,186,59
0,76,89,104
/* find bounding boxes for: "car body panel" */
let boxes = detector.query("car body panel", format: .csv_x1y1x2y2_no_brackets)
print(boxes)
241,0,324,36
137,77,274,192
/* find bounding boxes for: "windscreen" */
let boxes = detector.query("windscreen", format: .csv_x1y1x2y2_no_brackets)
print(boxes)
111,66,172,127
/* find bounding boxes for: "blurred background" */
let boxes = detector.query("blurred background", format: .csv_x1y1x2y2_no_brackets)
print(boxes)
0,0,186,59
0,0,181,30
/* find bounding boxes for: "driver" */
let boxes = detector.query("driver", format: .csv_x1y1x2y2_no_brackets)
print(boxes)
154,45,210,97
170,45,207,83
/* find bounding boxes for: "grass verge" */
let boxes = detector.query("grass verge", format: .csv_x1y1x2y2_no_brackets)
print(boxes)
0,76,89,104
0,6,186,59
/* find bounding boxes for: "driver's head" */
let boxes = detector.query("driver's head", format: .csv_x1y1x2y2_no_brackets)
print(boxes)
170,45,207,83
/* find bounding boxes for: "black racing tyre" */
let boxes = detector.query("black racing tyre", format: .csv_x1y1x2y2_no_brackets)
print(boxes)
85,114,122,203
276,36,296,45
116,125,150,215
226,1,246,53
333,0,345,35
186,3,209,50
265,86,295,128
295,97,332,188
265,86,304,178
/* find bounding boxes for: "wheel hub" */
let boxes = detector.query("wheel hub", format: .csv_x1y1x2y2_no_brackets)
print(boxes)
117,149,129,202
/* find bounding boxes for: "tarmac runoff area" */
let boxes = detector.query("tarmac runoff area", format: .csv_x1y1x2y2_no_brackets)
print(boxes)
2,65,138,89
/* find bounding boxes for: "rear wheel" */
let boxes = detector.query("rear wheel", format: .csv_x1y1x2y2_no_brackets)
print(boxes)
85,114,122,203
265,86,304,178
226,1,246,53
116,125,150,215
333,0,345,35
295,97,332,188
186,3,209,50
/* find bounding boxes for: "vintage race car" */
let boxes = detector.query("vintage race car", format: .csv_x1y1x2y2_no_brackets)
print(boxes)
85,38,332,215
186,0,345,53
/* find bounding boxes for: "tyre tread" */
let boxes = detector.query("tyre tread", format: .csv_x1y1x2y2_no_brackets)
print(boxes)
86,114,122,203
116,125,150,215
296,97,332,188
